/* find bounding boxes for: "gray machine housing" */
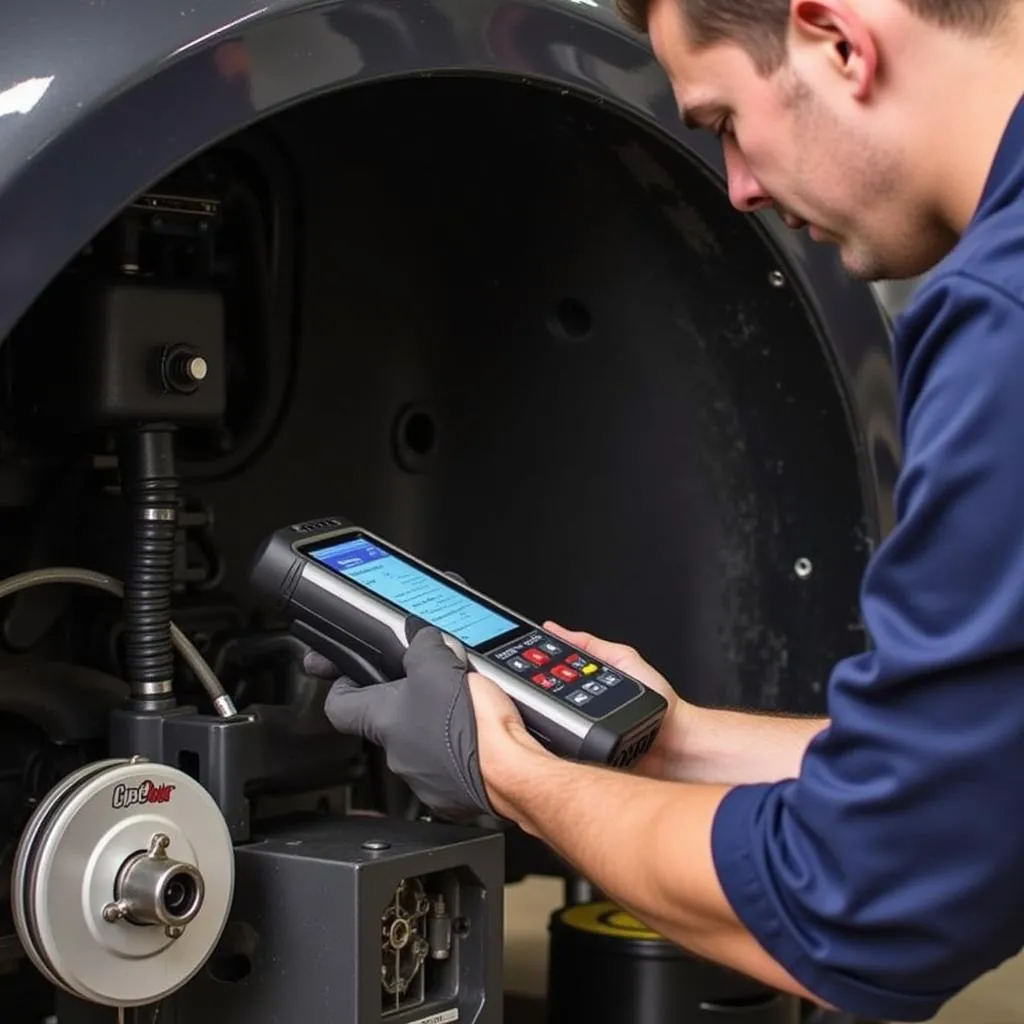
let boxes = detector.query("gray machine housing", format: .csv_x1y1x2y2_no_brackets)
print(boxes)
55,816,504,1024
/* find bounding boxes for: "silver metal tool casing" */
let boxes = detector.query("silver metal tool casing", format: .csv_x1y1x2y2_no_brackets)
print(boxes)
299,559,594,743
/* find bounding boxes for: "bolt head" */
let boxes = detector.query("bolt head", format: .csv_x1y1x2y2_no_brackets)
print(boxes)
187,356,208,381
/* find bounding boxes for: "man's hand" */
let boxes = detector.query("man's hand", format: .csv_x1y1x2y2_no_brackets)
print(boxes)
543,620,682,704
543,621,827,786
462,671,555,823
306,624,510,824
543,620,691,780
307,620,825,1005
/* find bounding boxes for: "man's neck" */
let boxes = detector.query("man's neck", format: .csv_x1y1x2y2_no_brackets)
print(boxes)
943,81,1024,234
914,19,1024,235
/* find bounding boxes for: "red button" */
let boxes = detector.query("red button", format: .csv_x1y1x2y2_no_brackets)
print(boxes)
532,673,557,689
552,664,579,682
523,648,550,666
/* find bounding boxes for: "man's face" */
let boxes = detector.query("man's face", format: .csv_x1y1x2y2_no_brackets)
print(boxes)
646,0,956,281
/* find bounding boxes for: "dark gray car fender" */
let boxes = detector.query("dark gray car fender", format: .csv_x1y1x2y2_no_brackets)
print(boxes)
0,0,896,541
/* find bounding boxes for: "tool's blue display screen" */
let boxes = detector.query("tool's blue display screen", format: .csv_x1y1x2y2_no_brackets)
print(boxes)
309,536,519,648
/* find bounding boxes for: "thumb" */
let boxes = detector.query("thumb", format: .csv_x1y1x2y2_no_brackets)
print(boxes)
323,679,391,746
467,672,541,751
303,650,339,679
403,624,468,676
466,671,521,725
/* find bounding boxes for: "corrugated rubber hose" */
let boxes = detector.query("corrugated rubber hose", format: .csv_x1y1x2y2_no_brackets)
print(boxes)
119,427,179,705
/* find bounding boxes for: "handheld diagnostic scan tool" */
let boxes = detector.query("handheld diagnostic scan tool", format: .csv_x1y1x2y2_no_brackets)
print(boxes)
249,517,668,768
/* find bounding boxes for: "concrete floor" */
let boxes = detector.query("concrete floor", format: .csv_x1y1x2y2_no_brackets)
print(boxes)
503,876,1024,1024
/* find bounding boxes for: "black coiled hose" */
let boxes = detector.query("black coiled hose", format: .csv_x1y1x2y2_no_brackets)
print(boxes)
119,426,179,707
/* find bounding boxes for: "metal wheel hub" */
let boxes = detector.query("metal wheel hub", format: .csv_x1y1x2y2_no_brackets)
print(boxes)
12,757,234,1007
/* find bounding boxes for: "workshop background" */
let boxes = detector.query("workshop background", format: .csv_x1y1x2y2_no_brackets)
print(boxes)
496,273,1024,1024
502,876,1024,1024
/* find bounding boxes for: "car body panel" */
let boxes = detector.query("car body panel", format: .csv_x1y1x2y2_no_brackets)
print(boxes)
0,0,896,539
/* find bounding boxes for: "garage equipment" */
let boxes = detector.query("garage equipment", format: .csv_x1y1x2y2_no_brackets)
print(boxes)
547,901,800,1024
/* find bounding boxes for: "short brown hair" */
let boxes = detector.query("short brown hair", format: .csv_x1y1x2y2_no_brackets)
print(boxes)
618,0,1011,73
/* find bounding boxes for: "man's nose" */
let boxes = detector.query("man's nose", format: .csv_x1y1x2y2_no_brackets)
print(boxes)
724,145,772,213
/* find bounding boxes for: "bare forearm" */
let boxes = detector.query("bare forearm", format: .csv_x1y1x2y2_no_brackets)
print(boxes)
492,747,825,1005
639,704,828,785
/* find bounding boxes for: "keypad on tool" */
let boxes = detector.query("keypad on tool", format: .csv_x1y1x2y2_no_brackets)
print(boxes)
489,631,624,709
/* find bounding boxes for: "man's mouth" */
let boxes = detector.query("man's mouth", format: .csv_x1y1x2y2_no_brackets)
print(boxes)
778,209,834,243
779,210,809,231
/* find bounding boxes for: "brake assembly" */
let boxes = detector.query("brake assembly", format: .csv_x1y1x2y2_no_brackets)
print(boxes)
11,756,234,1008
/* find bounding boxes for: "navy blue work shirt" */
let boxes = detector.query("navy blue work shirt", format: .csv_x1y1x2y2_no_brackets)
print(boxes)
711,92,1024,1022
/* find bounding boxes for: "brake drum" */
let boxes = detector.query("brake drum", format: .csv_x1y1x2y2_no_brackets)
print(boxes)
12,756,234,1007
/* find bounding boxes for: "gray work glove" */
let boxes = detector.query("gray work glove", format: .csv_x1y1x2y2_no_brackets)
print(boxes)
304,623,496,824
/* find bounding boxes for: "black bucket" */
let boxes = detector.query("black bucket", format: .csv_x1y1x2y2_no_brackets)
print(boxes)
546,901,800,1024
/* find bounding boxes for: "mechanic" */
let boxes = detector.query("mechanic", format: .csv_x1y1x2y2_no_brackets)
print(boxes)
305,0,1024,1019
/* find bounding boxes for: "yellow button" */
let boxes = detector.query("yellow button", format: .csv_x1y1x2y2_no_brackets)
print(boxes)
582,663,599,675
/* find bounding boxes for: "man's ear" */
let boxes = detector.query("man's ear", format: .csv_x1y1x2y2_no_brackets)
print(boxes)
791,0,878,100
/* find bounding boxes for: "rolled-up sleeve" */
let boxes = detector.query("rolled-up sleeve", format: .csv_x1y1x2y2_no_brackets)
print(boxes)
711,272,1024,1022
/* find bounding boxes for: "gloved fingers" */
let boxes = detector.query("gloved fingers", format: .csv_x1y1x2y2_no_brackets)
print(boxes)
402,623,468,676
444,683,497,818
323,678,394,747
317,623,494,825
303,649,339,679
403,614,432,644
407,633,495,819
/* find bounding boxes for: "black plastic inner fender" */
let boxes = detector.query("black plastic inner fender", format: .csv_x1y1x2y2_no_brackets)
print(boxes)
13,75,865,716
187,76,871,715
